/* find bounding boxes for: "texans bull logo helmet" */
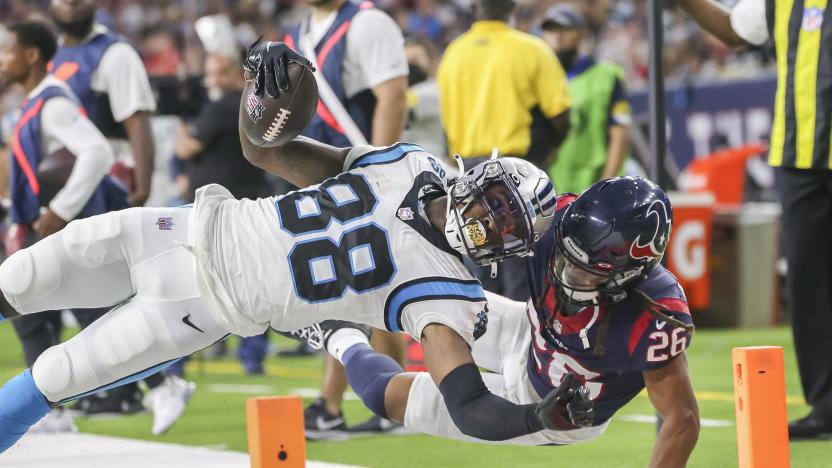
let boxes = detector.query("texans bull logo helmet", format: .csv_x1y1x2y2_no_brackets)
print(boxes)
550,176,673,308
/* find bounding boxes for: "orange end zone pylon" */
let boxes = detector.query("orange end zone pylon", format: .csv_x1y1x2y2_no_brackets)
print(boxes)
732,346,790,468
247,396,307,468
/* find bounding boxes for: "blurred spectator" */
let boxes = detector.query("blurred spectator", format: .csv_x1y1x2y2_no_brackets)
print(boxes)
0,0,776,103
49,0,155,206
539,4,631,194
140,26,181,78
406,0,444,41
402,36,446,160
174,52,270,202
437,0,570,301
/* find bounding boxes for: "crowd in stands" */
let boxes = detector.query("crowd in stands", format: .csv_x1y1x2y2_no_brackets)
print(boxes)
0,0,773,93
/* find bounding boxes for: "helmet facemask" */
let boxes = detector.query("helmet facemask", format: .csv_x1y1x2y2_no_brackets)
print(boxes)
444,159,536,267
549,232,643,314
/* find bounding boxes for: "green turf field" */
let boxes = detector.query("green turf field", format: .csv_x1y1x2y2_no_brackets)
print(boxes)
0,323,825,467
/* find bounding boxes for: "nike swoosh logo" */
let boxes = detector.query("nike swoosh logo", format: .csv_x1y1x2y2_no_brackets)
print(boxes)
656,321,667,330
182,314,204,333
315,415,344,431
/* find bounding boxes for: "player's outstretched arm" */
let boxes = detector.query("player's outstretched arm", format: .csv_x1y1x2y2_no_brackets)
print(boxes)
644,353,700,468
421,323,579,441
421,323,540,440
237,90,348,187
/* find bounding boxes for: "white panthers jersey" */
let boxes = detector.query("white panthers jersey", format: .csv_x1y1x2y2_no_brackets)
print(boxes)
190,144,487,344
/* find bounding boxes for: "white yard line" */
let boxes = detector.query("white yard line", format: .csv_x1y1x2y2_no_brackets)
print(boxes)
205,384,360,401
1,433,365,468
618,414,733,427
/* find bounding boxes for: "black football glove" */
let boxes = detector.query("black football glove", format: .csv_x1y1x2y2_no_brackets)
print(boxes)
535,374,595,430
244,38,314,98
566,385,594,428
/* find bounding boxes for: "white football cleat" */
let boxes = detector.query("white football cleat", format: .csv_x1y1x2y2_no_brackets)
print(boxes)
143,375,197,436
29,408,78,434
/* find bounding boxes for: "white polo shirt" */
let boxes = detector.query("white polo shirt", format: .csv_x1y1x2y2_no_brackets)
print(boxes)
730,0,769,46
61,25,157,163
74,24,157,122
303,8,408,98
27,75,114,221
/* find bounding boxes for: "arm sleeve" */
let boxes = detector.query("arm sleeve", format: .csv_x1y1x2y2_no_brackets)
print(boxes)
533,43,571,119
730,0,770,46
41,98,115,221
439,363,543,440
347,10,409,89
95,42,157,121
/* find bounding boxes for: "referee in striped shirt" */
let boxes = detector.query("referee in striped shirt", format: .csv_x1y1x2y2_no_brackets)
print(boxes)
680,0,832,440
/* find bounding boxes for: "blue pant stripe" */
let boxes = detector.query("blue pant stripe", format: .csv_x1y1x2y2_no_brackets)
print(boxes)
57,358,179,405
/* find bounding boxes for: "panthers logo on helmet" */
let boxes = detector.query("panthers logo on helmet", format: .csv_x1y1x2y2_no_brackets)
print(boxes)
629,200,671,261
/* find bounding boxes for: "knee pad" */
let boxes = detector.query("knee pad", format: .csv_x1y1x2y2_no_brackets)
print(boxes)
94,308,157,368
31,345,73,402
0,250,34,296
0,248,60,310
62,211,126,269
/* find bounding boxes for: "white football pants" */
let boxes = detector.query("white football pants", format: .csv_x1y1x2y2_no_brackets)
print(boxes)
403,292,609,445
0,207,228,404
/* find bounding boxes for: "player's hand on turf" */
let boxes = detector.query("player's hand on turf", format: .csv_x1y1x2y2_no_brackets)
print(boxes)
535,374,593,430
33,208,67,238
244,38,314,98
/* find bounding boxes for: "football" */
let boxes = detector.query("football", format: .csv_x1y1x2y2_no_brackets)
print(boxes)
37,147,75,205
241,62,318,148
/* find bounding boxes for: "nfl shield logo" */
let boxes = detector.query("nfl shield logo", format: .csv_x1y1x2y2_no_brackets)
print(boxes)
803,8,824,32
397,207,415,221
156,217,174,230
246,94,265,122
553,320,563,335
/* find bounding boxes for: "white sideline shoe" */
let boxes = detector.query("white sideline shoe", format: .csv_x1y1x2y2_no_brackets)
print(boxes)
143,375,197,436
29,408,78,434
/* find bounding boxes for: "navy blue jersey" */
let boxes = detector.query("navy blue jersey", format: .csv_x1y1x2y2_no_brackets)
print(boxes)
524,194,693,425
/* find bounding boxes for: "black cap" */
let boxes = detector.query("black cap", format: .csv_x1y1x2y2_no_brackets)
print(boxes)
541,4,586,30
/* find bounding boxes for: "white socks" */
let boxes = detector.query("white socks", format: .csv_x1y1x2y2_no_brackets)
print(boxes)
326,328,371,364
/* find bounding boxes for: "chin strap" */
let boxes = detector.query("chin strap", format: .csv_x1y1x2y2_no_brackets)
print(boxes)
489,262,498,278
453,153,466,173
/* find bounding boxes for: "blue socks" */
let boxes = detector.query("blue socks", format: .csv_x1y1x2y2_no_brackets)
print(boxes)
342,344,403,419
0,369,51,453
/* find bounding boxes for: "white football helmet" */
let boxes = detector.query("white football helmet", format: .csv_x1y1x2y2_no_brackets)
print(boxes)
444,152,557,267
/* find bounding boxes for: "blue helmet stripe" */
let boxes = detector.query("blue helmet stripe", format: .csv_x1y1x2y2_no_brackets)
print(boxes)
537,181,554,199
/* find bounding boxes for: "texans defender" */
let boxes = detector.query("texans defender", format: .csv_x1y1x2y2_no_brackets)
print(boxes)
0,43,572,451
306,177,699,465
